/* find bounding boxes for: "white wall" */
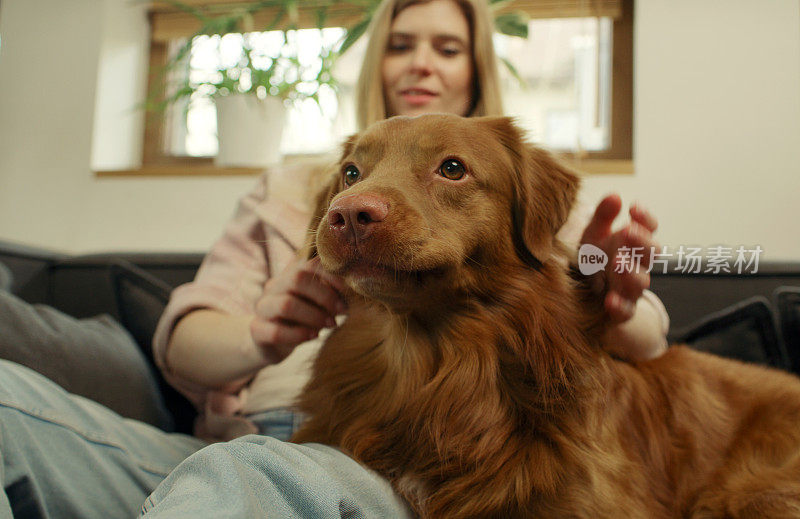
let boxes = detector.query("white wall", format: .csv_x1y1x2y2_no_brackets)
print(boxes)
1,0,799,259
0,0,256,253
0,0,103,251
90,0,149,171
580,0,800,261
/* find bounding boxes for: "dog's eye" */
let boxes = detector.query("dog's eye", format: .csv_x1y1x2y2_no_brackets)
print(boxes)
438,159,466,180
343,165,361,186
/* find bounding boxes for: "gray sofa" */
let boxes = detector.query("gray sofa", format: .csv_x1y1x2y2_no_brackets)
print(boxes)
1,239,799,435
0,240,203,434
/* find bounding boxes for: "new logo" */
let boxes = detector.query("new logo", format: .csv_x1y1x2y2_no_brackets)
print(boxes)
578,244,608,276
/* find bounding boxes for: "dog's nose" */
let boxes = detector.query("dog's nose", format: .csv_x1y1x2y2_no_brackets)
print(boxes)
327,194,389,242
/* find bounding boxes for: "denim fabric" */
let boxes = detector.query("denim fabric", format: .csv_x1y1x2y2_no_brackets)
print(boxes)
141,435,413,518
0,360,206,519
248,407,307,441
0,360,409,519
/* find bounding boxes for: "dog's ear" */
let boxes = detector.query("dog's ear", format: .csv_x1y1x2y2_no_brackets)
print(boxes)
481,117,580,266
302,135,357,259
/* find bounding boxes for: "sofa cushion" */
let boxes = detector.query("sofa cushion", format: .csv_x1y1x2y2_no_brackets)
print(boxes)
110,260,197,434
669,296,788,370
0,289,173,430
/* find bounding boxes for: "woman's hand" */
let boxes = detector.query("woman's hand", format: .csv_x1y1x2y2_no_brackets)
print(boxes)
580,194,659,323
250,256,347,364
580,194,668,361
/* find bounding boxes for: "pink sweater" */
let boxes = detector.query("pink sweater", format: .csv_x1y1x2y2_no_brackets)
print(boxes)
152,167,320,440
153,168,669,442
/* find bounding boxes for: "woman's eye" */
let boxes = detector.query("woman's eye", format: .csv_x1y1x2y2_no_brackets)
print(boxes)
440,46,460,57
343,165,361,186
387,37,411,53
438,159,466,180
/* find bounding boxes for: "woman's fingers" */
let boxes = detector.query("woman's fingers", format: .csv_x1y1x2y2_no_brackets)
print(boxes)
580,193,622,245
251,256,347,361
603,218,656,323
604,291,636,323
579,197,660,325
620,223,656,268
249,319,319,363
304,256,348,294
257,292,336,330
608,268,649,305
629,203,658,233
265,257,346,316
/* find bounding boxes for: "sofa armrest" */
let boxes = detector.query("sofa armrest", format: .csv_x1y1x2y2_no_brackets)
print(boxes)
48,253,204,321
650,261,800,331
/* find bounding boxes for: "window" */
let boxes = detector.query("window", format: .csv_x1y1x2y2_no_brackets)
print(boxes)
497,18,613,153
169,28,352,158
125,0,631,177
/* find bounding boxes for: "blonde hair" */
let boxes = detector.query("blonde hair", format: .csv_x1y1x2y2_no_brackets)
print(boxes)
355,0,504,130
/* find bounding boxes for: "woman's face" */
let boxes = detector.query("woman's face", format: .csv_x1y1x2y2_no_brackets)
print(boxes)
382,0,474,118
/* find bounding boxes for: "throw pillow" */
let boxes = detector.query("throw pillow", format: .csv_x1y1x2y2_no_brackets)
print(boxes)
669,296,788,370
0,290,173,430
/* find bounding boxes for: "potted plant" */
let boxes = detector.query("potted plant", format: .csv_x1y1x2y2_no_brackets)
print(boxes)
147,0,528,168
148,1,340,167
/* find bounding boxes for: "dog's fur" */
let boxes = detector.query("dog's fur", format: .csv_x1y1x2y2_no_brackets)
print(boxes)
292,115,800,518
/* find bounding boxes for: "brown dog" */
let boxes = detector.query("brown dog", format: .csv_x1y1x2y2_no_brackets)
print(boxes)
293,114,800,518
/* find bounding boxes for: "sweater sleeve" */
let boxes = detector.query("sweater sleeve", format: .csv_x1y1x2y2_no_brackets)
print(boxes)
151,169,314,438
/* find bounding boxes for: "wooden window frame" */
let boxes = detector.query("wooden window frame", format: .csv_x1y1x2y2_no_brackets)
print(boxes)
96,0,633,177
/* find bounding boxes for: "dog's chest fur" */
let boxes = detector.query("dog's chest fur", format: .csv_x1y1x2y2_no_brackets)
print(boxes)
293,264,660,518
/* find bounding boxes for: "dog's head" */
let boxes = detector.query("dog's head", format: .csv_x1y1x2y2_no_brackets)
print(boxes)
311,114,579,310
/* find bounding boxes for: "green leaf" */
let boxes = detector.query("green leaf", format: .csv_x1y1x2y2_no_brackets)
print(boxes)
141,0,396,111
499,56,527,88
264,6,286,31
245,1,285,15
339,15,370,54
315,6,328,30
150,0,210,23
286,0,299,26
494,12,529,38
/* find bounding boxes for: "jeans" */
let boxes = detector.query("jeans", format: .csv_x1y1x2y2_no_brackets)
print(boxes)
0,360,410,518
0,359,206,518
248,408,306,442
140,436,412,518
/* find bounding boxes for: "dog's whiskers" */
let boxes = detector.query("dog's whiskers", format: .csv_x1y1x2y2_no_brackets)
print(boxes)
465,255,487,270
402,313,409,352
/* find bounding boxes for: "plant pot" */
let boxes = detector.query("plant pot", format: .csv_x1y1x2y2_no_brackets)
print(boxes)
214,94,287,168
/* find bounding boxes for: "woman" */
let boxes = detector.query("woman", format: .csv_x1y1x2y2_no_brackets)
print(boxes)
158,0,667,445
142,0,666,515
0,1,667,517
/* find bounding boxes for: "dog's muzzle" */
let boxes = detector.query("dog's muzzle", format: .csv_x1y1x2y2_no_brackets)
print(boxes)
327,193,390,245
